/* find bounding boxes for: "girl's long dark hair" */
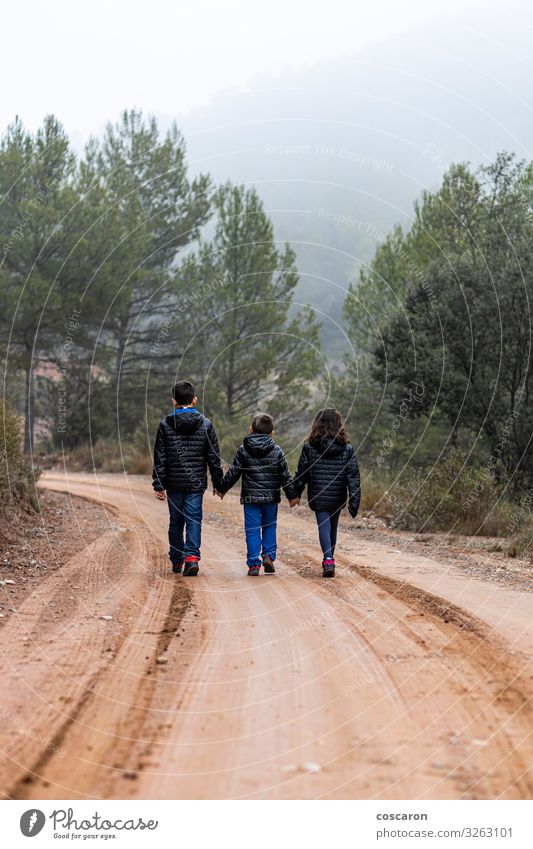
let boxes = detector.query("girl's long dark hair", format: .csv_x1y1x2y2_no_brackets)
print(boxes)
307,408,349,445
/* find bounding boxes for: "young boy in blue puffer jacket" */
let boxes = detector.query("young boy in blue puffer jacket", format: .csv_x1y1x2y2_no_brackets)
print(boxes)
218,412,298,575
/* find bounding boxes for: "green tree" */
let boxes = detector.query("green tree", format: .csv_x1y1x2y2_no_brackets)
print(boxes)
0,115,79,452
345,163,484,355
370,153,533,486
338,163,487,466
80,110,211,439
177,183,322,450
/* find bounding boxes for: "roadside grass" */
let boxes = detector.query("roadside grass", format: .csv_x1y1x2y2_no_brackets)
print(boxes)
506,519,533,561
361,452,515,537
65,436,153,475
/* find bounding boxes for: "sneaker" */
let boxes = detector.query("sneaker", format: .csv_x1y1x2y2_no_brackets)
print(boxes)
172,562,183,574
183,556,199,576
262,554,275,574
322,558,335,578
248,564,260,576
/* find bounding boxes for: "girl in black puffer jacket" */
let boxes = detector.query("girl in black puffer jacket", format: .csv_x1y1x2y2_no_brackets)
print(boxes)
293,409,360,577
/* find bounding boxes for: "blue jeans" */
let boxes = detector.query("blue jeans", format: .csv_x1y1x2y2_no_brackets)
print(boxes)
243,502,278,567
315,509,341,560
167,491,203,563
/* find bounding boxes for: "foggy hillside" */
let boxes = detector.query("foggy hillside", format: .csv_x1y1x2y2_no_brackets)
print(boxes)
164,9,533,355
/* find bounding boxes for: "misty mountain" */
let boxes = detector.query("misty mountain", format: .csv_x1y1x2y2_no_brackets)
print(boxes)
168,9,533,356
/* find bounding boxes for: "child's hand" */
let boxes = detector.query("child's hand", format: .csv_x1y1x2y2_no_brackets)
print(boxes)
289,497,300,508
155,490,166,501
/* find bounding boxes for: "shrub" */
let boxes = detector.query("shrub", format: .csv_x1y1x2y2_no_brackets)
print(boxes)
65,430,153,475
507,518,533,560
360,474,390,516
0,396,39,509
122,426,153,475
67,438,124,472
378,451,513,535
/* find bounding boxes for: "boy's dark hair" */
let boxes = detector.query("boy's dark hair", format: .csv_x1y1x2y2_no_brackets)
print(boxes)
308,408,349,445
251,412,274,434
173,381,196,406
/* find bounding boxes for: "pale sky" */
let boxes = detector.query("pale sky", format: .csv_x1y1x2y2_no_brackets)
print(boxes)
2,0,489,140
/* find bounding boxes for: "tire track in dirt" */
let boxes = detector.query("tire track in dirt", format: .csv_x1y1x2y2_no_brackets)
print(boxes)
288,551,533,798
369,570,533,800
9,533,193,800
1,528,129,798
6,472,532,800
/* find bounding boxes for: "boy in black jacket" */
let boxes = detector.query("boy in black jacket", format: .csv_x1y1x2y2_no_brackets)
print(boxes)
218,413,298,575
152,381,223,576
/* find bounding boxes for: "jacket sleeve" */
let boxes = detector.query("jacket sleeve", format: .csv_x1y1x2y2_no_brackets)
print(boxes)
152,423,167,491
279,449,296,500
206,421,224,490
346,447,361,517
219,447,244,493
292,444,310,498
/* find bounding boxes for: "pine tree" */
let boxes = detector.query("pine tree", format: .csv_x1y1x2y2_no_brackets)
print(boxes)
81,110,211,438
0,115,79,453
176,183,321,451
366,153,533,486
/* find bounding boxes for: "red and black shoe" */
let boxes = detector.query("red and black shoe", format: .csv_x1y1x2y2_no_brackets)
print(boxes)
322,558,335,578
183,556,200,576
247,564,260,576
172,561,183,574
262,554,275,574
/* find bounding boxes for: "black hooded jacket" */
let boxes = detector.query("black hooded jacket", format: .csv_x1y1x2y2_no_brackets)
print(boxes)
293,438,361,515
152,409,223,493
219,433,295,505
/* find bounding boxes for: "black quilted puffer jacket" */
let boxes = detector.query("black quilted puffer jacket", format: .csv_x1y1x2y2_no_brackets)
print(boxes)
152,409,223,493
219,433,296,504
293,438,361,515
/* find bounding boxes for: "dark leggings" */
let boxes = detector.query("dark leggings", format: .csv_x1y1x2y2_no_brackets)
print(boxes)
314,509,341,561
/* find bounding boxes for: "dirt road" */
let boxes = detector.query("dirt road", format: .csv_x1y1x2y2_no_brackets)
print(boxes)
1,471,533,800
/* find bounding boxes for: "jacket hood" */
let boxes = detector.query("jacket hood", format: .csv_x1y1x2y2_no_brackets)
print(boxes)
243,433,276,457
310,437,347,457
165,409,204,434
